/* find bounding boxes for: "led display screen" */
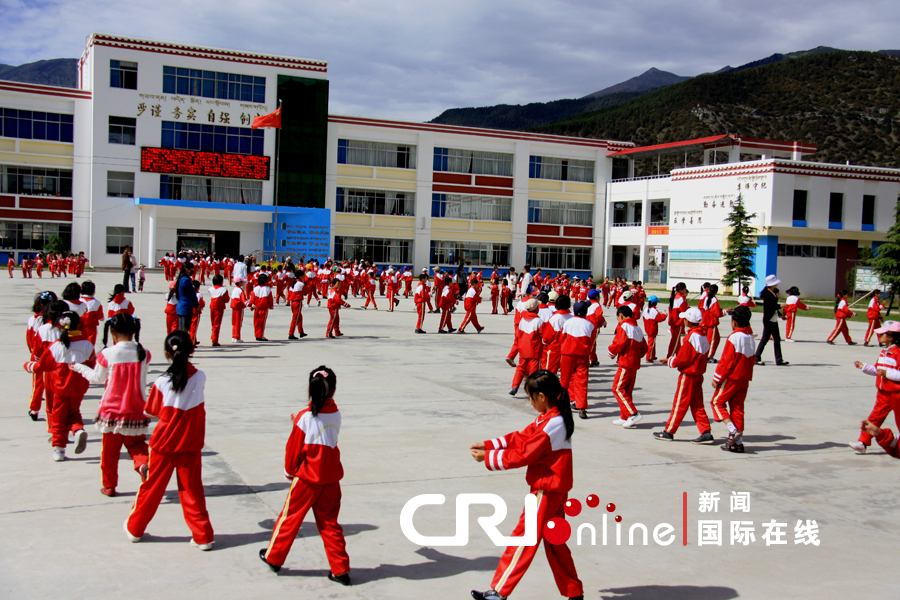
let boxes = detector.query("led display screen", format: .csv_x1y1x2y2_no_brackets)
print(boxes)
140,147,270,180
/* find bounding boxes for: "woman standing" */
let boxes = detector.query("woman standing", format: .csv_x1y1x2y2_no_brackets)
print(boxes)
175,262,199,332
121,247,135,292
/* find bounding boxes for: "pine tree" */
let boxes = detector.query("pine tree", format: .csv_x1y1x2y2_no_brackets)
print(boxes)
869,200,900,316
720,193,758,292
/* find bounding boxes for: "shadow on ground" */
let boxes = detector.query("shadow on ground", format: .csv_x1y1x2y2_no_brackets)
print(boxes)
598,585,739,599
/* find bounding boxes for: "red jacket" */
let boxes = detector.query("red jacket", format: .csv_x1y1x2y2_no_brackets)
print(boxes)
230,287,247,310
251,285,274,310
145,364,206,452
834,299,854,320
208,285,229,311
560,315,594,356
607,318,648,371
667,294,688,327
587,300,606,329
737,295,757,308
516,312,545,359
713,327,756,385
284,398,343,484
703,297,726,329
327,288,350,310
642,306,667,337
414,282,428,304
25,337,95,397
542,310,572,353
867,344,900,394
286,281,305,304
464,287,482,311
483,406,572,493
867,297,886,320
667,326,709,377
783,296,808,315
80,295,104,332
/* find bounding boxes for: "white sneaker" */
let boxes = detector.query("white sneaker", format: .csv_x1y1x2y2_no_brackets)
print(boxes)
74,429,88,454
631,413,643,425
848,441,867,454
52,447,66,462
233,338,243,343
612,418,626,425
124,521,142,543
785,338,796,343
191,539,214,551
622,414,641,428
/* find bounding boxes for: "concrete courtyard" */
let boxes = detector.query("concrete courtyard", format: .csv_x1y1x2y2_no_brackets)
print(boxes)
1,271,897,600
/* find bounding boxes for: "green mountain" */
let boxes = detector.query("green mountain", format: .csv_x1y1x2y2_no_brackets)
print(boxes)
0,58,77,88
535,50,900,170
582,68,690,98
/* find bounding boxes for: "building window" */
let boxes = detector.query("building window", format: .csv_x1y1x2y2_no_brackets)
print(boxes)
433,147,513,177
0,108,74,143
106,226,134,254
162,67,265,103
430,241,510,267
862,195,876,231
337,139,416,169
107,171,135,198
161,121,264,156
0,221,71,251
110,60,137,89
527,200,593,226
431,193,511,221
109,116,136,145
159,175,261,204
1,165,72,197
777,244,837,259
334,236,412,264
792,190,808,227
336,188,414,216
526,245,592,271
611,158,630,181
829,192,843,229
649,201,668,225
529,156,595,183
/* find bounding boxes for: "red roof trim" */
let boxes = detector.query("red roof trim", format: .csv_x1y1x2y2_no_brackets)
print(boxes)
0,80,91,100
610,135,732,156
669,160,900,183
611,135,818,157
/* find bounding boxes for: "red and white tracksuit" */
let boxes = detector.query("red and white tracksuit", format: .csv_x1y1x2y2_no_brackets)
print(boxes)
414,282,428,330
230,286,247,340
189,293,205,345
459,287,483,332
127,366,214,544
208,285,228,345
711,328,756,433
288,280,305,337
364,277,378,309
560,316,594,410
703,297,725,359
439,286,456,331
865,297,886,344
80,295,104,347
387,274,399,311
541,310,572,374
107,295,135,319
783,295,809,339
490,283,500,314
500,285,510,315
165,294,178,334
33,323,62,416
26,314,47,413
642,306,667,361
666,294,688,359
327,288,350,337
250,285,274,339
856,345,900,447
663,326,711,435
586,301,606,364
608,318,648,419
275,272,287,304
512,312,545,389
481,407,583,599
828,299,855,343
264,398,349,574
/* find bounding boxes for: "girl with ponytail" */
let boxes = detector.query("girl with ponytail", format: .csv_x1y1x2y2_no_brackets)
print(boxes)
260,365,351,586
469,369,582,600
666,282,689,360
125,330,215,549
71,313,151,497
26,291,57,420
703,284,726,363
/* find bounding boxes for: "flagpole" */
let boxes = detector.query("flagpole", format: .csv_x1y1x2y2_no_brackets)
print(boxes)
273,99,282,263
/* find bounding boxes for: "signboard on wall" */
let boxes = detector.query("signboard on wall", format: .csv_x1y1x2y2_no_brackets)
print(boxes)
668,260,722,280
141,147,270,180
265,207,331,263
855,267,885,291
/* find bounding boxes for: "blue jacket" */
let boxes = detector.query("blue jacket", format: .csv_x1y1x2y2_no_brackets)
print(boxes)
175,275,199,316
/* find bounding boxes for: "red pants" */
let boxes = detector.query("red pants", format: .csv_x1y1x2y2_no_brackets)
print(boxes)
30,371,45,412
489,489,582,598
289,302,304,336
560,355,589,409
209,309,224,345
491,296,499,314
707,327,720,359
189,312,201,345
459,308,481,332
541,347,561,375
127,449,214,544
501,297,509,315
663,374,710,435
785,313,797,339
589,335,599,364
36,266,42,278
264,478,350,574
387,289,397,311
327,308,342,336
48,394,84,447
645,334,659,361
611,367,638,419
231,308,244,340
364,290,377,308
416,303,425,329
866,318,882,344
666,324,683,359
7,264,12,277
710,379,748,432
439,307,453,331
858,390,899,446
166,313,178,335
101,432,149,490
254,308,269,338
828,318,853,343
512,357,539,389
507,339,519,361
276,282,286,304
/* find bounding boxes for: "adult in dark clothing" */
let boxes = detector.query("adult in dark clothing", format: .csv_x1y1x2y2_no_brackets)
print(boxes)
121,247,134,291
456,263,469,297
755,275,789,366
174,262,199,332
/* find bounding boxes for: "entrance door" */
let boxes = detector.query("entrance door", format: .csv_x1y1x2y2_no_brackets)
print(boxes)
177,231,213,255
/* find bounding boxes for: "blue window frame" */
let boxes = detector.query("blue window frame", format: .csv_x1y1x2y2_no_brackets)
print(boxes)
160,121,264,156
432,193,446,218
433,147,448,171
110,60,138,89
1,108,73,142
529,155,542,178
162,66,265,103
337,139,348,164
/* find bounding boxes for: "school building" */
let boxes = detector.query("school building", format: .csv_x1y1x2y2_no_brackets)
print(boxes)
1,32,898,296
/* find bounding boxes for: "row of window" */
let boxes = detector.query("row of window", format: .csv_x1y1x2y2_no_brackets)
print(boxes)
161,121,265,156
334,236,412,264
432,194,512,221
336,188,414,216
0,108,74,143
529,156,595,183
1,165,73,197
528,200,593,226
159,175,262,204
431,241,510,267
0,221,71,251
106,226,134,255
433,147,513,177
162,66,266,103
792,190,877,231
526,245,592,271
777,244,838,259
337,139,416,169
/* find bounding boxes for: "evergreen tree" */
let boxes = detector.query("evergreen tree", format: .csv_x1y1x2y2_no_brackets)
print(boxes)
869,200,900,315
720,193,758,291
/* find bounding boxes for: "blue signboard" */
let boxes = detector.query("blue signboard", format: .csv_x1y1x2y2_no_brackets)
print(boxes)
265,207,331,263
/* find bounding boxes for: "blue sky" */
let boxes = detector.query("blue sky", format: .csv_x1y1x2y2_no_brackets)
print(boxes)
1,0,898,121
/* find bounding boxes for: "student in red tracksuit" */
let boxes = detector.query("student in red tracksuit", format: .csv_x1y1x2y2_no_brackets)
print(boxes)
642,295,667,363
542,295,572,375
362,272,378,310
506,290,536,367
827,290,856,345
702,284,725,363
8,256,14,278
163,287,178,334
71,314,150,497
107,284,135,319
783,286,810,341
710,306,756,453
326,280,351,338
438,275,457,333
490,279,500,314
230,283,248,343
25,307,95,461
27,291,58,420
458,280,485,333
260,366,351,585
586,289,606,367
666,283,689,359
510,299,545,396
414,273,428,334
500,279,511,315
848,320,900,454
189,280,205,346
125,331,214,550
79,281,104,348
288,271,308,340
864,289,886,347
470,370,583,600
386,269,400,312
250,274,274,342
560,301,594,420
601,278,611,306
654,307,714,443
275,265,287,305
207,275,228,346
608,305,648,428
860,419,900,459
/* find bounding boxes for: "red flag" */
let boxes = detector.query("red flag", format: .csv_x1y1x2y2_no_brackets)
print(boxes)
251,107,281,129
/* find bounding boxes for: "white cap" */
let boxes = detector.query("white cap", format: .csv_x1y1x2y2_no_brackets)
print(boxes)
765,274,780,287
683,307,703,324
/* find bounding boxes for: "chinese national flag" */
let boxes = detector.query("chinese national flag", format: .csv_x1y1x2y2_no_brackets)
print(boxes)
251,107,282,129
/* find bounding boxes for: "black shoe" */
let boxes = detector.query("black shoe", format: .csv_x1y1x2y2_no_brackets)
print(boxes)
848,341,858,346
438,329,448,334
476,327,484,333
590,361,600,367
288,335,299,340
327,334,335,338
457,329,466,334
755,360,765,366
707,358,718,364
299,333,308,338
28,410,39,421
579,409,588,420
448,328,457,333
508,387,518,396
691,431,715,445
415,329,426,334
471,590,504,600
776,360,790,366
653,431,674,441
826,340,835,345
259,549,280,573
328,572,351,586
258,337,268,342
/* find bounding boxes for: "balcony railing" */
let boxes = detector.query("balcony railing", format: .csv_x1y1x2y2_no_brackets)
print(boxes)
610,174,672,183
611,221,642,227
